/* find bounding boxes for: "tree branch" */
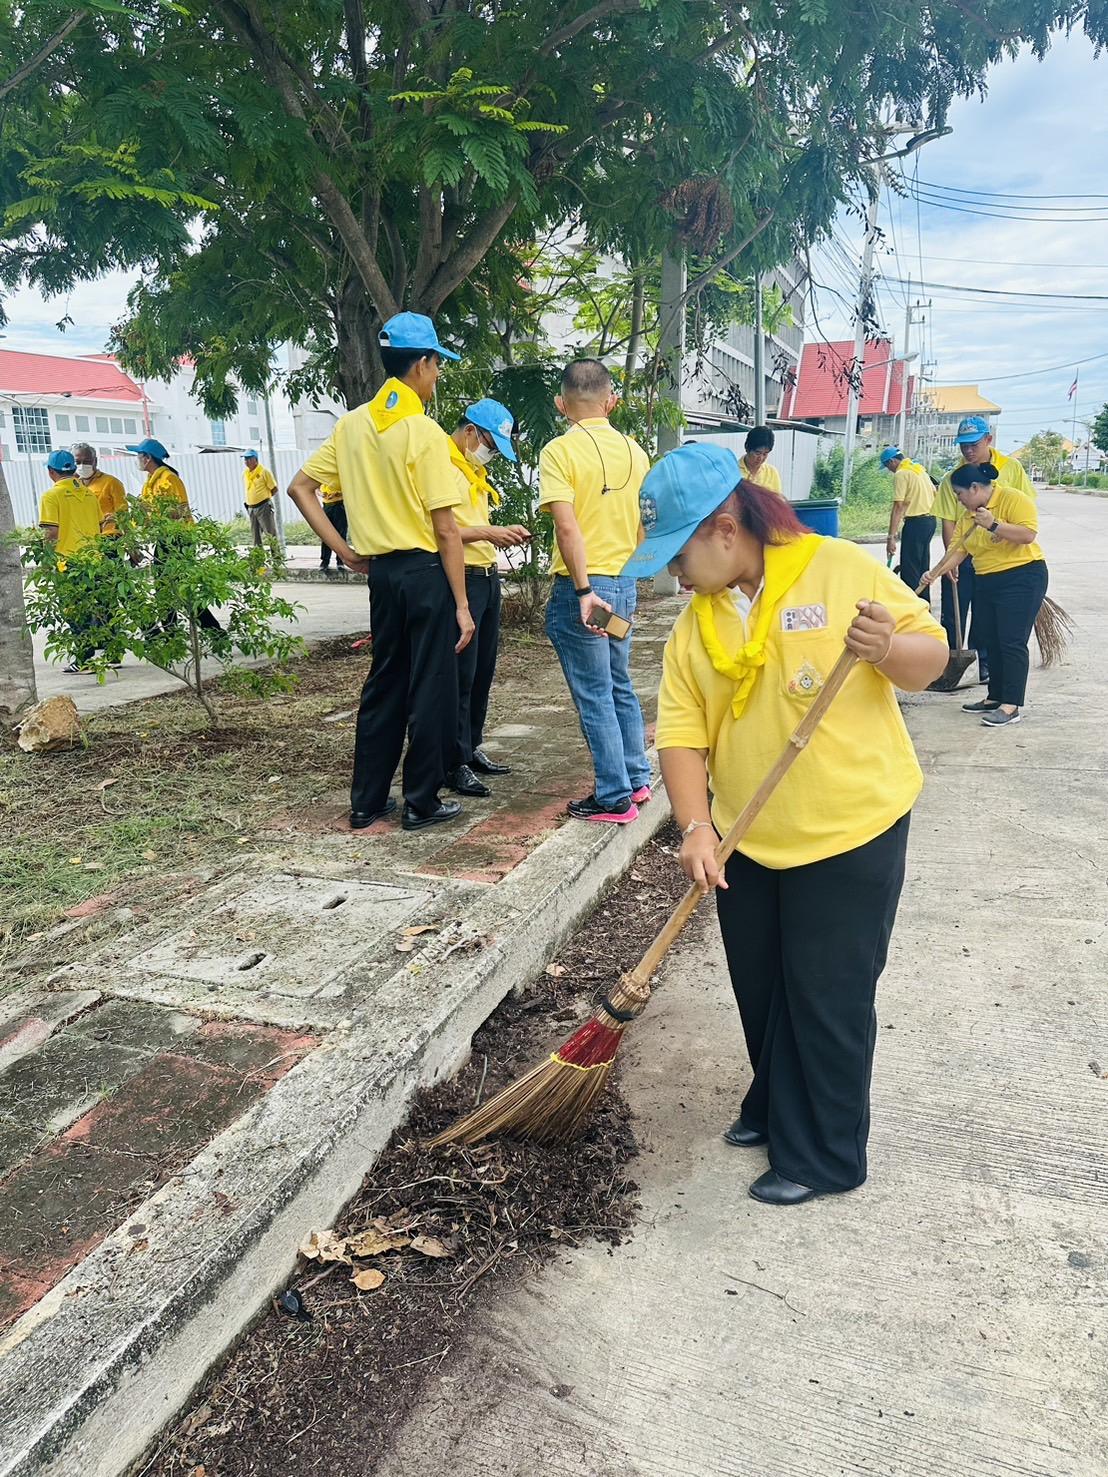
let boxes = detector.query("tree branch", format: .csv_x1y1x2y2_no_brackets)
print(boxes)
0,10,87,100
419,192,521,311
539,0,641,55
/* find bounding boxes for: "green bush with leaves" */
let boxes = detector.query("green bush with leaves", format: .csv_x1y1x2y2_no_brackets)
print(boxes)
19,498,304,725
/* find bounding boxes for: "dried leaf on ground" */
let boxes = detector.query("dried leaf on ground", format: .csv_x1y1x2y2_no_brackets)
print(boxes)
345,1228,411,1257
95,777,119,792
402,924,439,937
394,938,415,953
410,1235,452,1259
352,1268,386,1291
141,850,158,861
545,963,568,978
299,1228,351,1264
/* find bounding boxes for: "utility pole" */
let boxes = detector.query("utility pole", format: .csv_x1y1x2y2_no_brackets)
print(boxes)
753,275,766,426
654,249,686,595
841,180,880,499
897,287,925,455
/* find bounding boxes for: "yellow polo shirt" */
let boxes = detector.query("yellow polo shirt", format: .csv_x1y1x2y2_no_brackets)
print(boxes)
935,449,1034,523
85,470,127,535
448,442,498,568
892,458,935,517
141,465,192,521
300,378,460,556
656,538,946,869
740,456,783,496
539,419,650,577
953,488,1043,576
39,478,104,556
244,463,278,506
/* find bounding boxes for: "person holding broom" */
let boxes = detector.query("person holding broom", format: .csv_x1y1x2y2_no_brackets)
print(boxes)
628,443,947,1206
921,460,1047,728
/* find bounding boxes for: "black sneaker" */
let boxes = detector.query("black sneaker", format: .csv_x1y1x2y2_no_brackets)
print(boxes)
962,699,1000,713
981,708,1021,727
566,793,639,825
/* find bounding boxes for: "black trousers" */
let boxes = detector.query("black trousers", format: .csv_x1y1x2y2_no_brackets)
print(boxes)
715,815,910,1191
321,502,348,568
972,561,1048,707
454,568,501,768
352,550,458,816
899,515,936,604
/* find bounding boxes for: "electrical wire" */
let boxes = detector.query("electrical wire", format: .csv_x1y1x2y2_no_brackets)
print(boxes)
913,178,1108,202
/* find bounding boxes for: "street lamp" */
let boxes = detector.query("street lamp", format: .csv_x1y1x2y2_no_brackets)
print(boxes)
841,125,953,498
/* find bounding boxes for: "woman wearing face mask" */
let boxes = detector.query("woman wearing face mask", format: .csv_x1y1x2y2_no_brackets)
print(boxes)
623,444,947,1205
922,460,1047,729
444,400,531,796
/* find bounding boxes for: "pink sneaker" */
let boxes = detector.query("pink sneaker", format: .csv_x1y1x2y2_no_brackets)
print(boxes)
567,794,640,824
631,785,652,805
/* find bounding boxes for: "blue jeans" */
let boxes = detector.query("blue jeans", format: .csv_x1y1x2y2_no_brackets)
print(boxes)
546,575,651,808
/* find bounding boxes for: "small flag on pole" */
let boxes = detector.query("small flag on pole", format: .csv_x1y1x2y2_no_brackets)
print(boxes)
1068,374,1079,400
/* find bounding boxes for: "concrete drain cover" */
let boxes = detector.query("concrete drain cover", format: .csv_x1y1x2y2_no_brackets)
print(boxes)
128,874,432,999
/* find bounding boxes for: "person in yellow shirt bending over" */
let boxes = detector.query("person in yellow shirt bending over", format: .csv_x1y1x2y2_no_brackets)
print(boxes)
739,426,783,496
444,398,530,799
38,449,106,674
923,461,1047,730
540,359,653,825
242,451,279,554
880,446,936,600
289,312,472,833
625,443,946,1206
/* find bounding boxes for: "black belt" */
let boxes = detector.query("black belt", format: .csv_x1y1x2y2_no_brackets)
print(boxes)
466,564,499,579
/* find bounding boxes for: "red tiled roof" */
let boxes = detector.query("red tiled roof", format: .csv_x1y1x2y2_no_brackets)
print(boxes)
781,339,914,420
0,349,144,403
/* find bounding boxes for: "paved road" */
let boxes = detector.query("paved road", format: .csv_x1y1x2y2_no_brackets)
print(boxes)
32,580,370,713
377,491,1108,1477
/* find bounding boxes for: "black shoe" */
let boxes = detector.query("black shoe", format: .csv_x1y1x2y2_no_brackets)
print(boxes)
446,764,491,797
402,799,463,831
723,1118,768,1148
471,748,511,776
350,798,398,829
566,792,638,824
748,1169,827,1206
962,698,1000,713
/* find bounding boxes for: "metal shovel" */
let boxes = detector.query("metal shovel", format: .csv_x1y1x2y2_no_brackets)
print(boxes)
927,575,977,692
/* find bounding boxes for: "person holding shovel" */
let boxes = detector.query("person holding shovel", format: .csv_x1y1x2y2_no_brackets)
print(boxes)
922,460,1046,728
627,443,946,1205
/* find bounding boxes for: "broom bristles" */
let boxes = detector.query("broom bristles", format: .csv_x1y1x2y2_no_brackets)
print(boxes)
1035,595,1074,668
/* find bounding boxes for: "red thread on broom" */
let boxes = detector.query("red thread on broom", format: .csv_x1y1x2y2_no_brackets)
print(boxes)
554,1018,624,1069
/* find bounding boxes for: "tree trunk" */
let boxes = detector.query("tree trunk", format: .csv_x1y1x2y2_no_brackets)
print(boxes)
0,463,36,715
333,275,384,409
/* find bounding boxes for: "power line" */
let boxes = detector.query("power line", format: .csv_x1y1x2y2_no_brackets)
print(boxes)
876,275,1108,303
914,178,1108,202
905,190,1108,224
893,252,1108,272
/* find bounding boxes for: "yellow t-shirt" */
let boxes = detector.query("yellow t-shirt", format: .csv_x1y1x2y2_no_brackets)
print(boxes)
934,449,1034,523
300,378,460,556
740,456,784,496
243,463,278,506
656,538,946,869
86,471,127,535
953,488,1044,576
539,419,650,577
448,442,499,568
321,484,343,506
141,465,193,521
892,458,935,518
39,478,104,556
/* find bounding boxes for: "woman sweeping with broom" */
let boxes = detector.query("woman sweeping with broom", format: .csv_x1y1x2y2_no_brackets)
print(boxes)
636,444,947,1205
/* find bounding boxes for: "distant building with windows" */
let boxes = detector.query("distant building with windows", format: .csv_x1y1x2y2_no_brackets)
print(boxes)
778,337,914,450
914,385,1001,461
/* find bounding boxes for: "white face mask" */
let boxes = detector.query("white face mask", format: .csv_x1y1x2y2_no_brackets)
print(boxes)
466,441,496,468
75,463,95,480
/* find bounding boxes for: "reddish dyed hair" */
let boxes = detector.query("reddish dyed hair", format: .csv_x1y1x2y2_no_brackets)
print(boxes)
710,478,806,545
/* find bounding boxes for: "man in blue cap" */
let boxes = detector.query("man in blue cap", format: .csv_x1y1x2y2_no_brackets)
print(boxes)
879,446,936,601
38,449,107,673
444,398,531,797
288,311,473,832
932,417,1034,689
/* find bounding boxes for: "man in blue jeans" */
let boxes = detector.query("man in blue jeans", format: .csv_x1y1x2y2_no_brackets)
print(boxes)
540,359,652,823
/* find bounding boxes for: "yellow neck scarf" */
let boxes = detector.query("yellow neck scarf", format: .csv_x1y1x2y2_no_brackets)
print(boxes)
447,439,501,507
691,534,823,718
369,377,425,432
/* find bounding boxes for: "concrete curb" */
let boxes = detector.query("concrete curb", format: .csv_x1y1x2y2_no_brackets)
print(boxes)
0,788,672,1477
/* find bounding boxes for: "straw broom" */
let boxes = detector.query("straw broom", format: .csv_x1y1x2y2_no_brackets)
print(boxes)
430,643,861,1150
917,542,1073,667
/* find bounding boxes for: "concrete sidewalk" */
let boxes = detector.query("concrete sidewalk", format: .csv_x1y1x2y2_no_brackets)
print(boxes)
374,490,1108,1477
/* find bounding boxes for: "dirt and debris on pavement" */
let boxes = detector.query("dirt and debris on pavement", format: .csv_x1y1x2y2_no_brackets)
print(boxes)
139,824,685,1477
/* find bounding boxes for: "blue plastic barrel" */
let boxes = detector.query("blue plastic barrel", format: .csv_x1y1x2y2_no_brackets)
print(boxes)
793,498,841,537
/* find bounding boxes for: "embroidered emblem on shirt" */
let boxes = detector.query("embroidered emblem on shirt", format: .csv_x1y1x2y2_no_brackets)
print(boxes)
386,390,399,409
640,494,658,531
780,603,828,632
787,660,825,697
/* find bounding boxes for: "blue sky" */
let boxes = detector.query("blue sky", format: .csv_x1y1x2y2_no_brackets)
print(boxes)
3,27,1107,450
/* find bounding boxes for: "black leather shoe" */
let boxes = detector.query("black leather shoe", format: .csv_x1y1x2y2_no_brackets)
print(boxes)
402,799,463,831
748,1169,826,1206
471,748,511,776
446,764,491,797
723,1118,768,1148
350,798,397,830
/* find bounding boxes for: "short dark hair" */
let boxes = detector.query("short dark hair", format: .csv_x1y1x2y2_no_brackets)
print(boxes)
745,425,774,453
381,346,439,380
561,358,612,401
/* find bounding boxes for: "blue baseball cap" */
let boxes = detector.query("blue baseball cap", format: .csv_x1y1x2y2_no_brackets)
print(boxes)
46,449,77,473
955,415,990,445
464,399,517,462
621,443,741,579
126,437,169,461
243,449,259,460
378,312,461,362
879,446,903,467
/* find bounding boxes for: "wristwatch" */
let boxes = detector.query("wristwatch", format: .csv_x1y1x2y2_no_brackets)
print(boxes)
989,519,1001,534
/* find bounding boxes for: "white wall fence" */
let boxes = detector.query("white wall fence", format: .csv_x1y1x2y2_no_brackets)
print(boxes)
3,450,308,528
683,426,833,503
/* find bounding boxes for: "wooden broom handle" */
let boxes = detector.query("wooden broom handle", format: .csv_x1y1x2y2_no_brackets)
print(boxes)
627,645,860,988
916,534,969,596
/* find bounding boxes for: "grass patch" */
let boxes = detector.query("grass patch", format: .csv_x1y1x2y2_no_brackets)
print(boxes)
813,449,896,541
224,515,318,545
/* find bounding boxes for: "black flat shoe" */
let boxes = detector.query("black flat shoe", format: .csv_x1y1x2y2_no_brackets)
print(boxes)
446,764,492,797
471,748,511,776
748,1170,826,1206
723,1118,768,1148
350,798,397,829
402,799,463,831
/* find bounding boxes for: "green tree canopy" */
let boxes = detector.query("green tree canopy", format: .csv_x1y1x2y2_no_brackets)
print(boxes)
1018,429,1069,481
1091,403,1108,456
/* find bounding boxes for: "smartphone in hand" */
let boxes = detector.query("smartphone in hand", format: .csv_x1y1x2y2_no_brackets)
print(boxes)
588,608,632,640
